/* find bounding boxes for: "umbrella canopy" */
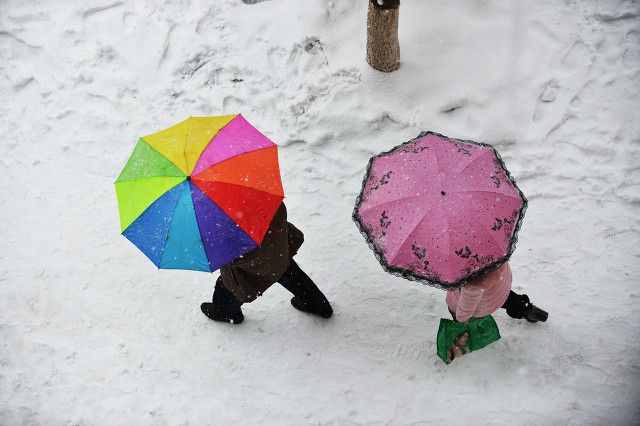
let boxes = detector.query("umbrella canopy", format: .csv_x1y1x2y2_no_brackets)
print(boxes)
353,131,527,289
115,114,284,272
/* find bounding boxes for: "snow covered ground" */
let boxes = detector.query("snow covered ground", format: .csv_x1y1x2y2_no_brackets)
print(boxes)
1,0,639,424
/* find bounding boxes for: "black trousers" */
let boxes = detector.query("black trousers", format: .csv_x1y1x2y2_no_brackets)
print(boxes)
214,260,319,307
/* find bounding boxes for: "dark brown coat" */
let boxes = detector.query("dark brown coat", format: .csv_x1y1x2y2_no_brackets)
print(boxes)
220,203,304,303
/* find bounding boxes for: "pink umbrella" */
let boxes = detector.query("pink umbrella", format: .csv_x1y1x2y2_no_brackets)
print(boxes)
353,131,527,289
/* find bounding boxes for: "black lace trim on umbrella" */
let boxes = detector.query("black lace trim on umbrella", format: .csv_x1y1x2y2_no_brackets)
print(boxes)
352,131,528,290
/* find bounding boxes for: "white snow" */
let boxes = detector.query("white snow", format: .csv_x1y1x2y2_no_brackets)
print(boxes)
1,0,639,424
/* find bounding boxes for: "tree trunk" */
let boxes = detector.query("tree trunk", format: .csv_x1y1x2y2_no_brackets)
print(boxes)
366,0,400,72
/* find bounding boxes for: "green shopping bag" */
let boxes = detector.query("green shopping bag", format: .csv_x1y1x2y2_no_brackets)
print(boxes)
436,315,501,364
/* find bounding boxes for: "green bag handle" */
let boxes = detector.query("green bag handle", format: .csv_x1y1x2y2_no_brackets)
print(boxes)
436,315,501,364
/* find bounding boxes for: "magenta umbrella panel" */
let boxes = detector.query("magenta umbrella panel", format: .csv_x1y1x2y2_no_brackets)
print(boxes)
353,131,527,289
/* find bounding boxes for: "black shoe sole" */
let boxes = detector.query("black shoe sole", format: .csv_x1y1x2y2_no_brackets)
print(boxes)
524,306,548,323
200,303,245,324
291,297,333,319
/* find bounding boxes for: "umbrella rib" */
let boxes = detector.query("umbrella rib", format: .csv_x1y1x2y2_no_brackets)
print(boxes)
457,192,505,254
357,194,424,214
183,116,238,174
452,189,522,201
448,191,510,261
116,139,187,182
387,198,446,265
482,205,519,252
192,145,276,177
184,117,193,174
184,181,212,272
486,226,506,255
115,172,186,183
191,179,284,201
428,145,451,273
377,143,447,266
451,149,493,180
117,176,187,232
157,184,189,267
442,200,451,271
431,141,443,187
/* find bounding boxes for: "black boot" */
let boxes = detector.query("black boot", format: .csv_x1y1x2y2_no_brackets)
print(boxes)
502,291,548,323
278,260,333,319
201,277,245,324
523,303,548,323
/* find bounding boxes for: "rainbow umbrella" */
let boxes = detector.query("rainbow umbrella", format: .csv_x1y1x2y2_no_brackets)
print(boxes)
115,114,284,272
353,131,527,289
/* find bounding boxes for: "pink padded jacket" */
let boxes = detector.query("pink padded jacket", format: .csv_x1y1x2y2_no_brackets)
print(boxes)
445,263,512,323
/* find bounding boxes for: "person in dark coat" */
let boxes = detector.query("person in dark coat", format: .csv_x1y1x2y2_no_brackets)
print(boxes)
200,203,333,323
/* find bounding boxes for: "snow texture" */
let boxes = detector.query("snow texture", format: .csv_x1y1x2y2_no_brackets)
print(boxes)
1,0,639,424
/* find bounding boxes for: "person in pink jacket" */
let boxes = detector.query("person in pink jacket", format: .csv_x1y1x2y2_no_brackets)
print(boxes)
446,262,548,323
445,262,548,360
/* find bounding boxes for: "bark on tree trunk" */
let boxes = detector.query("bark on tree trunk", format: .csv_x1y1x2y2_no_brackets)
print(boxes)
366,0,400,72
